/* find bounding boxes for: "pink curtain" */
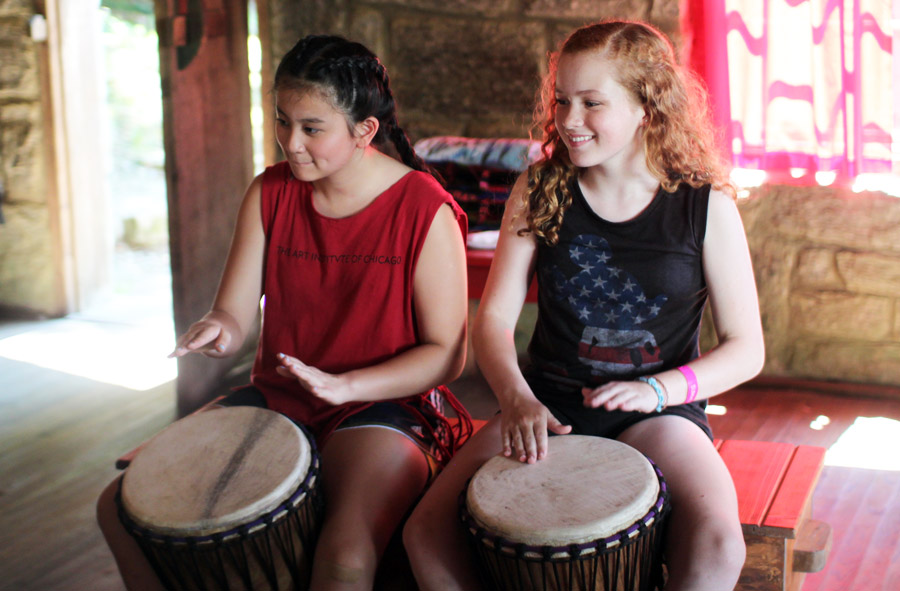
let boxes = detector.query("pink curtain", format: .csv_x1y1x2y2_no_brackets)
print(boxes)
685,0,895,181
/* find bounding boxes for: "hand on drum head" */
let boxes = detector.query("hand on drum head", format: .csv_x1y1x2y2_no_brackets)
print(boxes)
276,353,352,406
500,395,572,464
581,380,659,414
169,311,240,359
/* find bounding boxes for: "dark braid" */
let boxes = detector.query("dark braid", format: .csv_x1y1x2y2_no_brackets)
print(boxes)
386,113,432,174
274,35,440,181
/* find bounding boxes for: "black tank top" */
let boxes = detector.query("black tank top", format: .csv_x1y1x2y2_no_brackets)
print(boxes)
527,178,711,385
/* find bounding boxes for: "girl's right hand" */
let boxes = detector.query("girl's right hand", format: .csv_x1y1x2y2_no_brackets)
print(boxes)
169,311,237,358
500,395,572,464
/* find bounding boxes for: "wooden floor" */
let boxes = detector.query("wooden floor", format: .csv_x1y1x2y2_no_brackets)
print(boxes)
2,315,900,590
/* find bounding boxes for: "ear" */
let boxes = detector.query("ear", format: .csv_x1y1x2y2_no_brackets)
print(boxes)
641,108,650,126
354,116,380,148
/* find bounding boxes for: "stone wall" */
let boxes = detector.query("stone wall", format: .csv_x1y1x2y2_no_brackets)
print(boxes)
266,0,681,141
728,185,900,388
0,1,62,316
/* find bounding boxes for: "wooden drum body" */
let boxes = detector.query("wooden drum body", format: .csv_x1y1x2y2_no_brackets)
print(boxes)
117,406,324,590
461,435,670,591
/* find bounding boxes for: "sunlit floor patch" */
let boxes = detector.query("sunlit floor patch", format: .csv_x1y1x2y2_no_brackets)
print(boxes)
0,317,176,391
825,416,900,471
809,414,830,431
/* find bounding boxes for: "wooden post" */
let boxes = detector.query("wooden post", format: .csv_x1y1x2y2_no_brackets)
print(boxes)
154,0,255,415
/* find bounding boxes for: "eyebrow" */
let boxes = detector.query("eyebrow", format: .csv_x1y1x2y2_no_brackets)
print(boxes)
275,106,326,124
555,89,604,96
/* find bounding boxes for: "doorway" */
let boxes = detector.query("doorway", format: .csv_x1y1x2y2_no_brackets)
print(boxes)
0,1,264,394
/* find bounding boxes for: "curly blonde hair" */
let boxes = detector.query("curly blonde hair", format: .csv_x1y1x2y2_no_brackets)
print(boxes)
522,20,735,246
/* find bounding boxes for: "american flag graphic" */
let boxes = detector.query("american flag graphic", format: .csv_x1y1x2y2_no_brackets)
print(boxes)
548,234,669,376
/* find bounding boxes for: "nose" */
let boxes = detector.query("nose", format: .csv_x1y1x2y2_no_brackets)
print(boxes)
278,125,305,156
287,131,306,155
559,104,583,130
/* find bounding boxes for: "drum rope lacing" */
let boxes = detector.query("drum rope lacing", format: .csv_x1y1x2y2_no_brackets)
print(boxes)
460,457,671,561
116,421,326,591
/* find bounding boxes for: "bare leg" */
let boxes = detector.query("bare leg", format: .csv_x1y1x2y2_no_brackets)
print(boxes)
309,427,431,591
404,415,503,591
96,478,166,591
618,416,746,591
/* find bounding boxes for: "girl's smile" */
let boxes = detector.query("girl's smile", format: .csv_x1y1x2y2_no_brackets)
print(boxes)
567,134,595,146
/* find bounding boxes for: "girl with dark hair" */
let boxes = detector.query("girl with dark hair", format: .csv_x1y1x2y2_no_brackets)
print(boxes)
97,35,471,590
404,20,764,591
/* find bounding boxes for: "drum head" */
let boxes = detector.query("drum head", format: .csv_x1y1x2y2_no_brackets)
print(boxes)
466,435,658,546
121,407,311,537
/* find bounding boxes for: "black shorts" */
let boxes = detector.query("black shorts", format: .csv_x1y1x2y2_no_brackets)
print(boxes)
524,371,713,441
219,386,450,479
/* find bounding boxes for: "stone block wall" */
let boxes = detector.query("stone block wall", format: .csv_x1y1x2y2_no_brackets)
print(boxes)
0,2,62,316
723,185,900,388
266,0,681,141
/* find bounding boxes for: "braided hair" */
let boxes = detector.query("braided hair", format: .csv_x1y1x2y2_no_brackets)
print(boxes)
274,35,435,178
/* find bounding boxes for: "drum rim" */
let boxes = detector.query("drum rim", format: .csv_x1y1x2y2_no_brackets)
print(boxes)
117,420,322,545
122,407,313,535
459,457,670,561
465,435,661,546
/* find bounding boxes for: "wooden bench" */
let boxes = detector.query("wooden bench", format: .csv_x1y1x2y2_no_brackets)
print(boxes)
716,438,832,591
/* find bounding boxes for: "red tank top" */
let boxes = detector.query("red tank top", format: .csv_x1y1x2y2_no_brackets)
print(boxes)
251,161,467,440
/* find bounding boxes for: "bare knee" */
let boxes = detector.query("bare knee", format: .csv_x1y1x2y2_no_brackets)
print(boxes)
403,473,464,558
315,557,367,586
311,516,380,588
96,478,121,538
667,516,745,589
402,504,432,563
401,509,420,544
715,523,746,580
312,541,372,588
700,519,745,574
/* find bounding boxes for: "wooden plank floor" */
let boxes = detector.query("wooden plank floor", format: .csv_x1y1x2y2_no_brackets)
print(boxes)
2,316,900,590
0,318,177,591
706,379,900,591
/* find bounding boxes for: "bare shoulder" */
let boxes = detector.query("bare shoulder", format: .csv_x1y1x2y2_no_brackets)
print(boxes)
236,173,265,217
702,186,751,262
500,173,532,231
704,187,746,234
707,187,739,216
431,199,464,232
247,171,265,196
507,173,531,211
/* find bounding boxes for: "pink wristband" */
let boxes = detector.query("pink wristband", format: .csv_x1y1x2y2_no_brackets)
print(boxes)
678,365,698,404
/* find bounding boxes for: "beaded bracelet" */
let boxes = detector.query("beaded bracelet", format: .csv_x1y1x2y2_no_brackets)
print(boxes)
678,365,699,404
637,376,666,413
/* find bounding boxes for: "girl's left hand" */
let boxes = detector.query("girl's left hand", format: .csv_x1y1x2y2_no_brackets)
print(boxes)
276,353,352,405
582,380,658,414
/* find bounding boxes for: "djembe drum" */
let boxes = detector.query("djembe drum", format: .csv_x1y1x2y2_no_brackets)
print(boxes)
116,406,323,590
461,435,670,591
